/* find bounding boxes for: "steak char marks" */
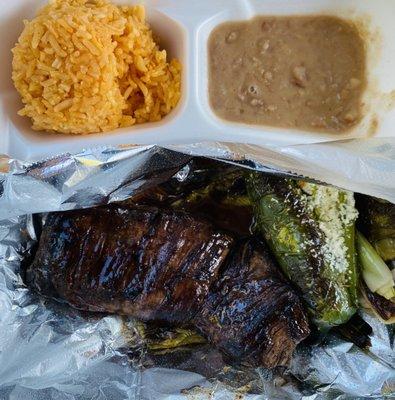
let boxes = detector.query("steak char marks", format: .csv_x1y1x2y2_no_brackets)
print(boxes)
195,239,310,368
28,206,232,325
27,205,310,368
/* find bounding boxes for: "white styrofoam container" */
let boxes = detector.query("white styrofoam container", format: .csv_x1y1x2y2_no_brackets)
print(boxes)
1,0,394,160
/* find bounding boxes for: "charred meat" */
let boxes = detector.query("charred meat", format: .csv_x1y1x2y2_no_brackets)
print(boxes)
28,206,233,325
195,239,310,368
27,205,310,368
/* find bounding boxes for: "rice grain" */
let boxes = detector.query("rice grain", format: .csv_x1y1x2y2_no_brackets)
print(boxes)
12,0,181,135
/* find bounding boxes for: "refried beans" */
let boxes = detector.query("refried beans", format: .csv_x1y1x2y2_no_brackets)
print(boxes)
208,16,367,133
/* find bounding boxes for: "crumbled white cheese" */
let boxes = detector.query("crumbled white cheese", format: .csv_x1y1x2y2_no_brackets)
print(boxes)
300,182,358,275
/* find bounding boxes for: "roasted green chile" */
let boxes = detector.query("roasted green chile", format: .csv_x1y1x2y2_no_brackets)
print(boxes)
247,173,358,329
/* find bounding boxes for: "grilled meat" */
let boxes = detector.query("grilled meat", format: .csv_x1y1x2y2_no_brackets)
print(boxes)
28,206,233,325
27,205,310,368
195,239,310,368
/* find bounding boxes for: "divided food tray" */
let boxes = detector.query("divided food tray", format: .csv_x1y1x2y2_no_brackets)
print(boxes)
1,0,395,161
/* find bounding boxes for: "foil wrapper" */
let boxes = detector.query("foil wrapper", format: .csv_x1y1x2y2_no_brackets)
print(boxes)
0,139,394,399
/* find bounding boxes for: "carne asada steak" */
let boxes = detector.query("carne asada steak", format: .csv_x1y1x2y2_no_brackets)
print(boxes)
27,206,233,325
27,205,310,367
195,238,310,368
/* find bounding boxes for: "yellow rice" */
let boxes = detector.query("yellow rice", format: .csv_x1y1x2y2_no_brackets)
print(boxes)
12,0,182,134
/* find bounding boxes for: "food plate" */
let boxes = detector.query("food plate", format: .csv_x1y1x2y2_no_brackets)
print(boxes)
1,0,395,160
0,142,394,399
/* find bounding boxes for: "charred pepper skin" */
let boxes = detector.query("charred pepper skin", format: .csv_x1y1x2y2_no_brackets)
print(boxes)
247,172,357,330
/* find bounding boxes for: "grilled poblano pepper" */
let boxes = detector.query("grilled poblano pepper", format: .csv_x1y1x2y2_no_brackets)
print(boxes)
170,169,253,235
247,173,358,329
356,195,395,262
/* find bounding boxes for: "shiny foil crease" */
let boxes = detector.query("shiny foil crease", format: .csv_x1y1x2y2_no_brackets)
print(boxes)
0,139,394,399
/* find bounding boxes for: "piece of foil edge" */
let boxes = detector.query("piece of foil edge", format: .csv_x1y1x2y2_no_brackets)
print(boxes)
0,139,394,400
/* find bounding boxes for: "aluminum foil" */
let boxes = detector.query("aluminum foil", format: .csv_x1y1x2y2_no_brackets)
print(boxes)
0,139,394,400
